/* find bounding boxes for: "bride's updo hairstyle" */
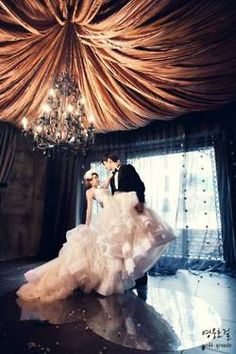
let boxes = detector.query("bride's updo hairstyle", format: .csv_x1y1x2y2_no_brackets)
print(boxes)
84,169,99,189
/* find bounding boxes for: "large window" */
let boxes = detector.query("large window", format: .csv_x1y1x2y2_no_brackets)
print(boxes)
91,146,224,263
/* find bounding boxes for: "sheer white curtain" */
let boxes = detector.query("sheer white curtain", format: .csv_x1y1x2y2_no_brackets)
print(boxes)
128,148,223,261
91,147,223,263
128,154,181,228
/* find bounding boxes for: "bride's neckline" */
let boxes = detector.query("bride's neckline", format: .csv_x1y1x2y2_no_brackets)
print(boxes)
91,186,103,191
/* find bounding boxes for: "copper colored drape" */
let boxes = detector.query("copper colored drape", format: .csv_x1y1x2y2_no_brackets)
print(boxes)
0,0,236,132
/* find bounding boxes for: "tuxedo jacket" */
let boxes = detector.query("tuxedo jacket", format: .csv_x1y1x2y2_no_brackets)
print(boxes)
110,164,145,203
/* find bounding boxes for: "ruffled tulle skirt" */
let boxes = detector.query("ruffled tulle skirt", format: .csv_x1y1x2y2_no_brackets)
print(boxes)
17,192,176,302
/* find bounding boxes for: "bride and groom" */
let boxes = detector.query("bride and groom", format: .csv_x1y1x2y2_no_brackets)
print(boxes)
17,153,176,302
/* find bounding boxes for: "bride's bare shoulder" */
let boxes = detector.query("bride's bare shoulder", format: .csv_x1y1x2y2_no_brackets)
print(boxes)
86,188,95,199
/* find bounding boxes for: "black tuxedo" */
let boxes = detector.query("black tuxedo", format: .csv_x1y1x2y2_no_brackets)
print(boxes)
110,164,145,203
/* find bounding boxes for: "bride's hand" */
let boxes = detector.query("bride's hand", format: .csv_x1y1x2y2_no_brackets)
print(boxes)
135,202,144,213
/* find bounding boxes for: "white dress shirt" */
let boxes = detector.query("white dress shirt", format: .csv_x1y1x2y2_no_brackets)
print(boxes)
114,165,120,189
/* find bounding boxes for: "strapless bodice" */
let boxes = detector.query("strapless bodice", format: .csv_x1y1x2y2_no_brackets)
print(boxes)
94,188,111,204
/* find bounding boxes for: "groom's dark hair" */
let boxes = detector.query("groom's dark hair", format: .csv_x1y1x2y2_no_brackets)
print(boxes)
102,152,119,163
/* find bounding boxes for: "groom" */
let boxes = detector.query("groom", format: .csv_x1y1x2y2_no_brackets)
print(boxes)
102,152,148,295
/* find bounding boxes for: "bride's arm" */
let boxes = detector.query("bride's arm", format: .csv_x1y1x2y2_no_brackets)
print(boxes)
85,189,94,226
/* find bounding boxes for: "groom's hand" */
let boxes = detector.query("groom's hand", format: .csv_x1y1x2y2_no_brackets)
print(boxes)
135,202,144,213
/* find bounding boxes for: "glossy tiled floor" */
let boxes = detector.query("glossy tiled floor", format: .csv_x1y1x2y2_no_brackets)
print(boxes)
148,270,236,353
0,259,235,354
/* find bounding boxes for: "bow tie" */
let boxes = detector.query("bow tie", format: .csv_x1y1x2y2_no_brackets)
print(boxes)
112,168,119,175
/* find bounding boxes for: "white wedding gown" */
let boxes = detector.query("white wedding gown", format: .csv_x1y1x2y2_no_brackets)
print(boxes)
17,189,176,302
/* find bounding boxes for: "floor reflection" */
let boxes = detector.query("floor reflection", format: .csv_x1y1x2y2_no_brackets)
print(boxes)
16,288,221,351
146,288,222,350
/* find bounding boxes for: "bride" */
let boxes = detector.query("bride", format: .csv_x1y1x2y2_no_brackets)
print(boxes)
17,170,176,302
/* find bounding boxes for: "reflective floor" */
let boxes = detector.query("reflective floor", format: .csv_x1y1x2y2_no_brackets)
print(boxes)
15,288,221,352
0,259,235,354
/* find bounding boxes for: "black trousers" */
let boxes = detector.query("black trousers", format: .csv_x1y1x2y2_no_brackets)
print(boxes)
135,273,147,287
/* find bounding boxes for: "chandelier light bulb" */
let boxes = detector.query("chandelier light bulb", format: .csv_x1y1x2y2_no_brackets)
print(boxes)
48,88,55,96
42,103,51,114
88,114,95,123
67,104,74,113
22,117,28,129
80,96,85,105
36,126,43,133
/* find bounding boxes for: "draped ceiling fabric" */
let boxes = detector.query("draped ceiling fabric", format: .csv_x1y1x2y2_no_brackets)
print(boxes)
0,0,236,133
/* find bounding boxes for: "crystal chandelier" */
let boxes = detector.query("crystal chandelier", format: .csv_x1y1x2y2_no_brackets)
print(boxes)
21,72,95,156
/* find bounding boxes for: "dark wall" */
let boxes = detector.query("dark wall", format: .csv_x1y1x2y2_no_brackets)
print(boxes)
0,132,47,260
